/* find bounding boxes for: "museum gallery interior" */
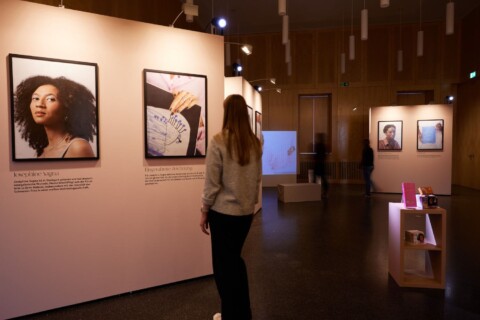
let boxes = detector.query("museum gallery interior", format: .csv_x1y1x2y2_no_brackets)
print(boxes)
1,0,479,319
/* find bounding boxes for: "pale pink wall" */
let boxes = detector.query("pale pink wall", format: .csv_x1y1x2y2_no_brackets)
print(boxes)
0,0,224,318
370,105,453,195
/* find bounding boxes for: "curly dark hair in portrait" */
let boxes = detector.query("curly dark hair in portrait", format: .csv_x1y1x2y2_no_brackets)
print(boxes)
14,75,97,156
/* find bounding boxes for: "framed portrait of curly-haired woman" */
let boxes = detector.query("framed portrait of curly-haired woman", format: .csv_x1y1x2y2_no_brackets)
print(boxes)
377,120,403,151
9,54,99,161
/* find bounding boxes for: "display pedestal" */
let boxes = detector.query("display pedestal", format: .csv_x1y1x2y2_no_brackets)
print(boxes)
388,202,446,289
278,183,322,203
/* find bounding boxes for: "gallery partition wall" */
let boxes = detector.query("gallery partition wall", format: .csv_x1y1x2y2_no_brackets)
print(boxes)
0,1,225,318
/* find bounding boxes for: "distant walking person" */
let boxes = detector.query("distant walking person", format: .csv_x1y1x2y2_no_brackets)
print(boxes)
360,139,374,196
200,94,262,320
314,133,329,199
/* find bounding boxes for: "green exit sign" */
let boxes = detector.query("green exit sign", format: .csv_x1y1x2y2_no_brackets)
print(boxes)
340,82,349,87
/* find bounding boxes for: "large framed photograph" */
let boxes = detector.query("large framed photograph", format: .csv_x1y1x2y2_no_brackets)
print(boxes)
255,111,262,140
378,120,403,151
9,54,99,161
144,69,207,158
417,119,444,151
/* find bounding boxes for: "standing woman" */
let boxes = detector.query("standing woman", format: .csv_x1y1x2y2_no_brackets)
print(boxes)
201,94,262,320
14,75,96,159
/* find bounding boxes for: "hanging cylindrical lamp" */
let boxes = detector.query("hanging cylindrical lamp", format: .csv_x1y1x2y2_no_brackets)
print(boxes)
285,40,291,63
446,1,454,35
349,35,355,60
417,0,423,57
282,14,289,45
349,0,355,60
361,7,368,40
417,30,424,57
278,0,286,16
380,0,389,8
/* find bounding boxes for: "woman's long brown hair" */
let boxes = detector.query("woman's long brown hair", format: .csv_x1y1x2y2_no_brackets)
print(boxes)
222,94,262,166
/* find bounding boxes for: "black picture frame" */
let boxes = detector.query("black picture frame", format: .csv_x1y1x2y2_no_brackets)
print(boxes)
417,119,444,151
144,69,207,158
9,54,99,161
378,120,403,151
247,105,253,131
255,111,262,140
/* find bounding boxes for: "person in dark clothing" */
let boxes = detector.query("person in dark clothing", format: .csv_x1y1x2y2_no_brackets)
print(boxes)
360,139,374,196
314,133,329,199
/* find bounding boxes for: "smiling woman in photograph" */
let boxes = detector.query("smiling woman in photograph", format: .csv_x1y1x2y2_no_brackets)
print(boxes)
14,75,97,159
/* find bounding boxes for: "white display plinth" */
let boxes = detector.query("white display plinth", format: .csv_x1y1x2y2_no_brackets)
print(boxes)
278,183,322,202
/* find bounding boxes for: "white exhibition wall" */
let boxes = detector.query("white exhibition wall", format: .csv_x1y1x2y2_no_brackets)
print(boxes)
371,105,453,195
0,1,224,318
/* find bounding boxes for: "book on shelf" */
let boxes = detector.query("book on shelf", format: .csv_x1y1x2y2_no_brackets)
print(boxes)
401,182,417,208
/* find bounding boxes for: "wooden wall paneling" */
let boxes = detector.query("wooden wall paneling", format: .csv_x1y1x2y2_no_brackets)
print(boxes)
343,27,362,83
365,26,390,83
337,86,364,160
417,23,441,82
25,0,198,30
264,89,296,131
292,31,316,87
442,26,461,82
240,35,268,82
393,24,415,83
460,6,480,82
456,80,480,189
316,29,337,85
298,96,315,153
269,34,290,86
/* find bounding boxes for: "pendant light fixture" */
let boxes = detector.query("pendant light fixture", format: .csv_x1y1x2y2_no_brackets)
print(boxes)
285,40,291,63
446,1,454,35
417,0,423,57
397,9,403,72
341,10,346,74
380,0,389,8
349,0,355,60
361,0,368,41
282,14,289,45
278,0,286,16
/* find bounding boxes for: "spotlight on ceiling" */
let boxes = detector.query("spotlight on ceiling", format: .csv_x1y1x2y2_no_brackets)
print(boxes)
232,62,243,76
445,95,454,104
209,17,227,35
254,85,263,92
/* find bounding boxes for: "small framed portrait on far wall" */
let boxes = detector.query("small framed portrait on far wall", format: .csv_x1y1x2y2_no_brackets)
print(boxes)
417,119,444,151
378,120,403,151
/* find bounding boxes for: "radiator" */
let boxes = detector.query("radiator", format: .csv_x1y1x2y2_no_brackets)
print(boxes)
298,160,361,182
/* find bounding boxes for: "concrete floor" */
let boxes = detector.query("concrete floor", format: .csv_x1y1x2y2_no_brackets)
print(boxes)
14,185,480,320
